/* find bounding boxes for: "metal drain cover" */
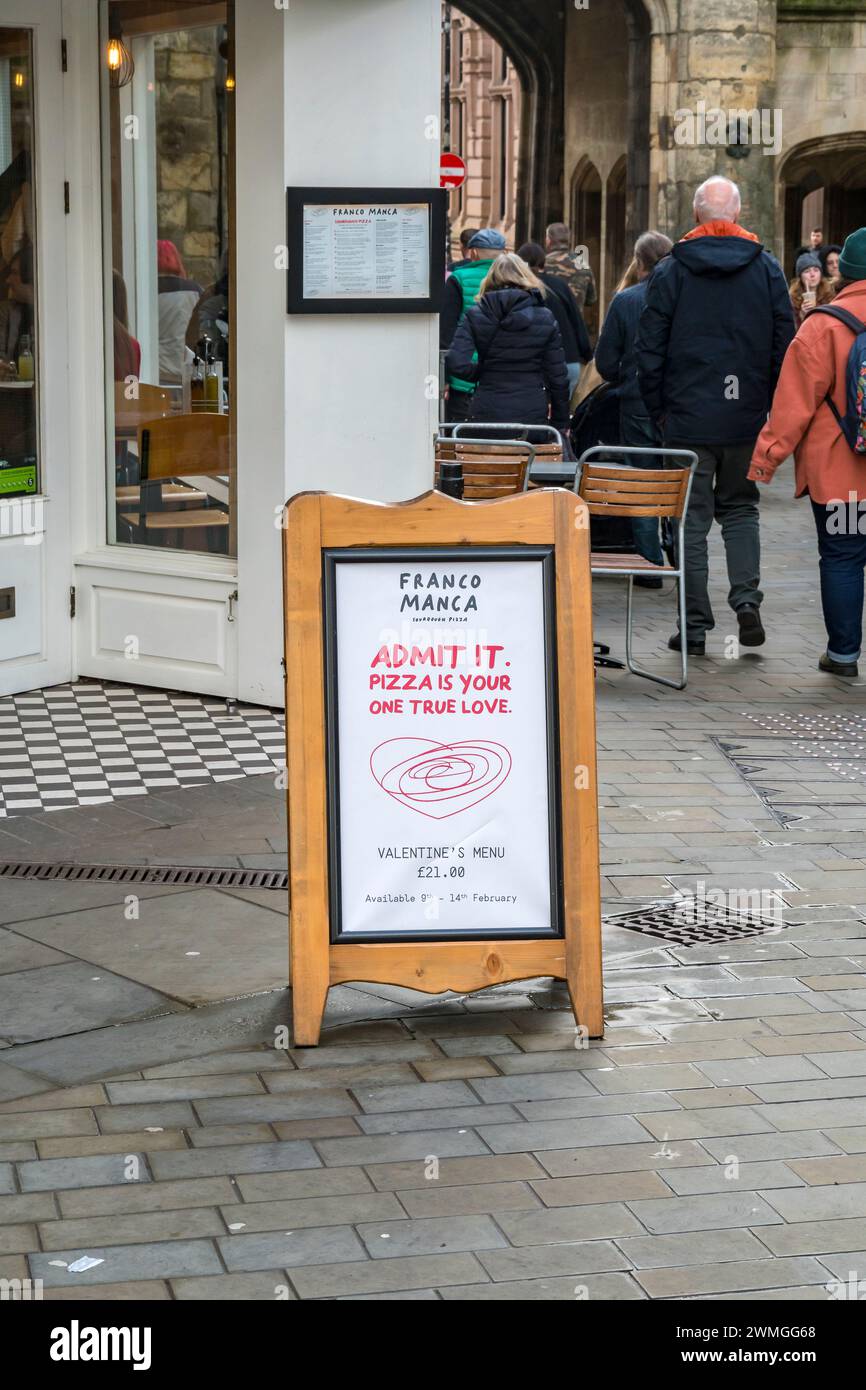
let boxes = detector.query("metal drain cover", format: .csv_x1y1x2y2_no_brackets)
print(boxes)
0,861,288,890
605,902,794,946
743,711,866,738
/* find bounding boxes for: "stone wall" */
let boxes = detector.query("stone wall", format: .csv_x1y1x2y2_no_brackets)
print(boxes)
652,0,779,242
154,26,226,291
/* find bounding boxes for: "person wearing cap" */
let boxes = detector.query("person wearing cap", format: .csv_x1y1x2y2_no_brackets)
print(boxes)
789,251,835,327
749,228,866,677
439,228,507,422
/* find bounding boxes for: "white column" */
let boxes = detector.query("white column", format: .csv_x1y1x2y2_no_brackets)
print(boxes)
235,0,441,707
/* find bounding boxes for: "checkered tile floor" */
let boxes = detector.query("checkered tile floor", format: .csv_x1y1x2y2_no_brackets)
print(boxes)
0,682,285,817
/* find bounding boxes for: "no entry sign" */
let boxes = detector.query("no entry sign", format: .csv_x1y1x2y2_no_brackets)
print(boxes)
440,152,466,190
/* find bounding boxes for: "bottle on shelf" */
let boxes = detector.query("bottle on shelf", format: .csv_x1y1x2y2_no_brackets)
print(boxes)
205,349,220,412
17,334,34,382
190,351,205,409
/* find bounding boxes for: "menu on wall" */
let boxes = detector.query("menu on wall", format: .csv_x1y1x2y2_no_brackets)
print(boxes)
326,550,560,940
302,203,430,300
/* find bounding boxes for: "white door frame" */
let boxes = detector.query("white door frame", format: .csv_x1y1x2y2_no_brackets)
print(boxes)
0,0,71,697
66,0,240,702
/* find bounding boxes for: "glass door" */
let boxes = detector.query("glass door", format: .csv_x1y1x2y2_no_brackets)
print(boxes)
100,0,235,560
0,0,71,697
72,0,239,701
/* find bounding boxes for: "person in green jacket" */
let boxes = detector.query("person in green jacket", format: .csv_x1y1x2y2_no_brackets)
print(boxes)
439,228,507,422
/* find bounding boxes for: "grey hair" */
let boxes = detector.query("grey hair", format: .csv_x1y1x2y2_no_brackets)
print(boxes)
693,176,741,222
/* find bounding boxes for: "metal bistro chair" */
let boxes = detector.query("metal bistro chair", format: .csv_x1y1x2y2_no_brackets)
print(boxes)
434,431,536,498
447,421,568,480
576,445,698,690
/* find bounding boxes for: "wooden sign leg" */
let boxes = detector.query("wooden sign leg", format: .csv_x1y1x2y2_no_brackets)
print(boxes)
290,917,330,1046
566,910,604,1040
291,973,329,1047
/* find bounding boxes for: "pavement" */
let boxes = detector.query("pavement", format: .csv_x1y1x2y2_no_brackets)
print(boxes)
3,481,866,1300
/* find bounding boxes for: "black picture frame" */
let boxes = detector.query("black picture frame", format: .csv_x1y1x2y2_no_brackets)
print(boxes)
322,546,564,945
286,186,447,315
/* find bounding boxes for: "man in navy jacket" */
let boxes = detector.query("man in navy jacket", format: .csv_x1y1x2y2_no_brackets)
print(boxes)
635,176,795,655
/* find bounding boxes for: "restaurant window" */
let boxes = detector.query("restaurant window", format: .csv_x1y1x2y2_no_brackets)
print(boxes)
0,32,37,502
100,1,235,556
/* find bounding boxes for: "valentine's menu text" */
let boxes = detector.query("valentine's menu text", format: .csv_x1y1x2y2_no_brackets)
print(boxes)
330,553,558,939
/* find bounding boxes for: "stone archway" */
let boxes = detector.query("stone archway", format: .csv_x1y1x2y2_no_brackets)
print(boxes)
458,0,660,249
780,135,866,275
569,156,602,335
454,0,563,244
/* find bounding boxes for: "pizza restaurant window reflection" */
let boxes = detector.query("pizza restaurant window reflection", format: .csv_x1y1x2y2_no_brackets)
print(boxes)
0,33,38,504
102,0,234,556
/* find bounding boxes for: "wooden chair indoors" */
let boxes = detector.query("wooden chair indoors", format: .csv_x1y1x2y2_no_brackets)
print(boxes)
119,413,230,552
576,445,698,689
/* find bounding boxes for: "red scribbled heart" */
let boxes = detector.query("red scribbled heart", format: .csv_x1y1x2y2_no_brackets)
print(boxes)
370,738,512,819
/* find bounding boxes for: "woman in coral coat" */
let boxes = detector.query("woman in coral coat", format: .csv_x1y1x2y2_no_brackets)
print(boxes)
749,228,866,676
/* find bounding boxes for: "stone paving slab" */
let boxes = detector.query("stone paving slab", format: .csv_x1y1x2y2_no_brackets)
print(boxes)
30,1239,224,1287
5,489,866,1298
0,963,180,1046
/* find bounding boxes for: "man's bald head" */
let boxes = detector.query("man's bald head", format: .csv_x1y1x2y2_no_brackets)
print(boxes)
693,176,741,224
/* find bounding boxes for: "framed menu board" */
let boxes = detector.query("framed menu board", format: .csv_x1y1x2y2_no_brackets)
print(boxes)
324,547,562,943
283,489,603,1046
286,186,446,314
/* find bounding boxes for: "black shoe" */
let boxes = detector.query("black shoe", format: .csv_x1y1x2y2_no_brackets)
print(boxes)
668,632,705,656
737,605,765,647
634,575,664,590
819,652,859,677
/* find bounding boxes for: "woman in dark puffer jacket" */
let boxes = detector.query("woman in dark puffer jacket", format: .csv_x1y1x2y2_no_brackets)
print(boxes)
444,252,570,433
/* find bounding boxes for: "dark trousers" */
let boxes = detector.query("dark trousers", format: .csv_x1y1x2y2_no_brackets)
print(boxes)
621,414,664,566
811,499,866,662
444,388,473,424
675,441,762,638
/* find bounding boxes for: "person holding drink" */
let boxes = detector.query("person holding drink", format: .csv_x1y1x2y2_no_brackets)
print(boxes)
789,251,835,328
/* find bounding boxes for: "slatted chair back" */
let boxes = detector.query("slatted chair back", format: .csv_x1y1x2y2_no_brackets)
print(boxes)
434,439,534,498
531,443,564,464
577,463,690,519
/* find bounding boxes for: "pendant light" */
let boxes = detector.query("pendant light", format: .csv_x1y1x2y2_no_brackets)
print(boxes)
107,15,134,89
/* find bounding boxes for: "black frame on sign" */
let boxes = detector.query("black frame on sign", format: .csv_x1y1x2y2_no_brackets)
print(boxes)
286,186,447,314
322,545,564,945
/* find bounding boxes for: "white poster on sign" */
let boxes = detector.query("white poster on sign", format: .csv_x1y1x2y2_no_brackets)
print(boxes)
302,203,430,300
329,553,559,939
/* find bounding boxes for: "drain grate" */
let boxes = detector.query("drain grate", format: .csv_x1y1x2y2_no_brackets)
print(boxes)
0,861,288,890
605,902,795,947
